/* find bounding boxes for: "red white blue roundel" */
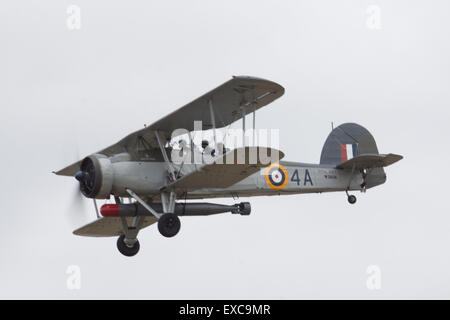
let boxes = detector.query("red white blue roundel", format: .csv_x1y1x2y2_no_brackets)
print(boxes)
265,164,289,190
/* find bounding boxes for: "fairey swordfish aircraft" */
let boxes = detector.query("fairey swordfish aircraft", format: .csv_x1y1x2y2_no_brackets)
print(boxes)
54,76,402,256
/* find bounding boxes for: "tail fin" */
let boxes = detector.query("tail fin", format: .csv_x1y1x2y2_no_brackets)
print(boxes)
320,123,387,188
320,123,379,165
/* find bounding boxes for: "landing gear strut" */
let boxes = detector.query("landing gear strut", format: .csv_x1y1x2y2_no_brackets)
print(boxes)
117,235,140,257
344,163,359,205
158,213,181,237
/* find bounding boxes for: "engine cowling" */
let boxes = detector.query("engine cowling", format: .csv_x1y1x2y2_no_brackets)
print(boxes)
76,154,113,199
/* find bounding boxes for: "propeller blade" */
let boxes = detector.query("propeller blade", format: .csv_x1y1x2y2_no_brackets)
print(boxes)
65,146,91,227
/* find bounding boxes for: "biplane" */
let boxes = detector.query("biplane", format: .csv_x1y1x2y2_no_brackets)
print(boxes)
54,76,402,256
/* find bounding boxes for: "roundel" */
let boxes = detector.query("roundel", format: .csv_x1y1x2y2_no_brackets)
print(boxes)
265,164,289,190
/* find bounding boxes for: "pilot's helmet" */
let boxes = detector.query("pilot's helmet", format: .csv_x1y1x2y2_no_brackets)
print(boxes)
201,140,209,150
178,139,187,149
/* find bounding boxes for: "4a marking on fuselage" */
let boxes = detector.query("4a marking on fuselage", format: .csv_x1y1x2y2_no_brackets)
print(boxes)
290,169,313,186
265,166,314,190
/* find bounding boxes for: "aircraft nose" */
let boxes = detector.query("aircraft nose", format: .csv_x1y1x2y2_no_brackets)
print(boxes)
75,171,84,182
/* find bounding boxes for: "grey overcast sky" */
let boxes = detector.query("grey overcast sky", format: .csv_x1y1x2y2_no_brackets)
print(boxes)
0,0,449,299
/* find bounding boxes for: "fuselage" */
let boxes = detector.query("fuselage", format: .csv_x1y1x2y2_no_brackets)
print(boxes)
108,158,386,200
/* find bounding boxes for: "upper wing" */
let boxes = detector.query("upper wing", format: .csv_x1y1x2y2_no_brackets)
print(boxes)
55,76,284,177
73,216,158,237
150,76,284,133
336,153,403,170
164,146,284,193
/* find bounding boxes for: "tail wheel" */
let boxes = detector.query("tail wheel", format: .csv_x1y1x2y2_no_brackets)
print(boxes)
117,235,140,257
158,213,181,238
347,195,357,204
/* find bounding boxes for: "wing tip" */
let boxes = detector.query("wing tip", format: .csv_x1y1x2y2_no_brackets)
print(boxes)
231,75,284,90
389,153,404,160
53,170,73,177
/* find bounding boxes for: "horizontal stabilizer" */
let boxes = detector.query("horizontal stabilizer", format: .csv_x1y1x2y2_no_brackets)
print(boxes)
165,146,284,193
336,153,403,170
73,216,157,237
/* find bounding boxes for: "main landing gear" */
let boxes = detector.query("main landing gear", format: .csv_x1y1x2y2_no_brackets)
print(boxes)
158,213,181,238
116,213,181,257
115,189,182,256
117,235,140,257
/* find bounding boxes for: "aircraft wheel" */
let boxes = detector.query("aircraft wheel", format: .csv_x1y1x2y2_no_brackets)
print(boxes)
347,195,357,204
117,235,140,257
158,213,181,238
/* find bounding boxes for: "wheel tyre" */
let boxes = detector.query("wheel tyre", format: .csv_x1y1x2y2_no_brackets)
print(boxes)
158,213,181,238
348,195,357,204
117,235,140,257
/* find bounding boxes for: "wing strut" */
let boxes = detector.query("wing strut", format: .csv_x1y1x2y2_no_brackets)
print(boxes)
93,199,100,219
209,99,217,147
155,130,176,182
126,188,161,219
241,106,246,146
252,109,256,145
